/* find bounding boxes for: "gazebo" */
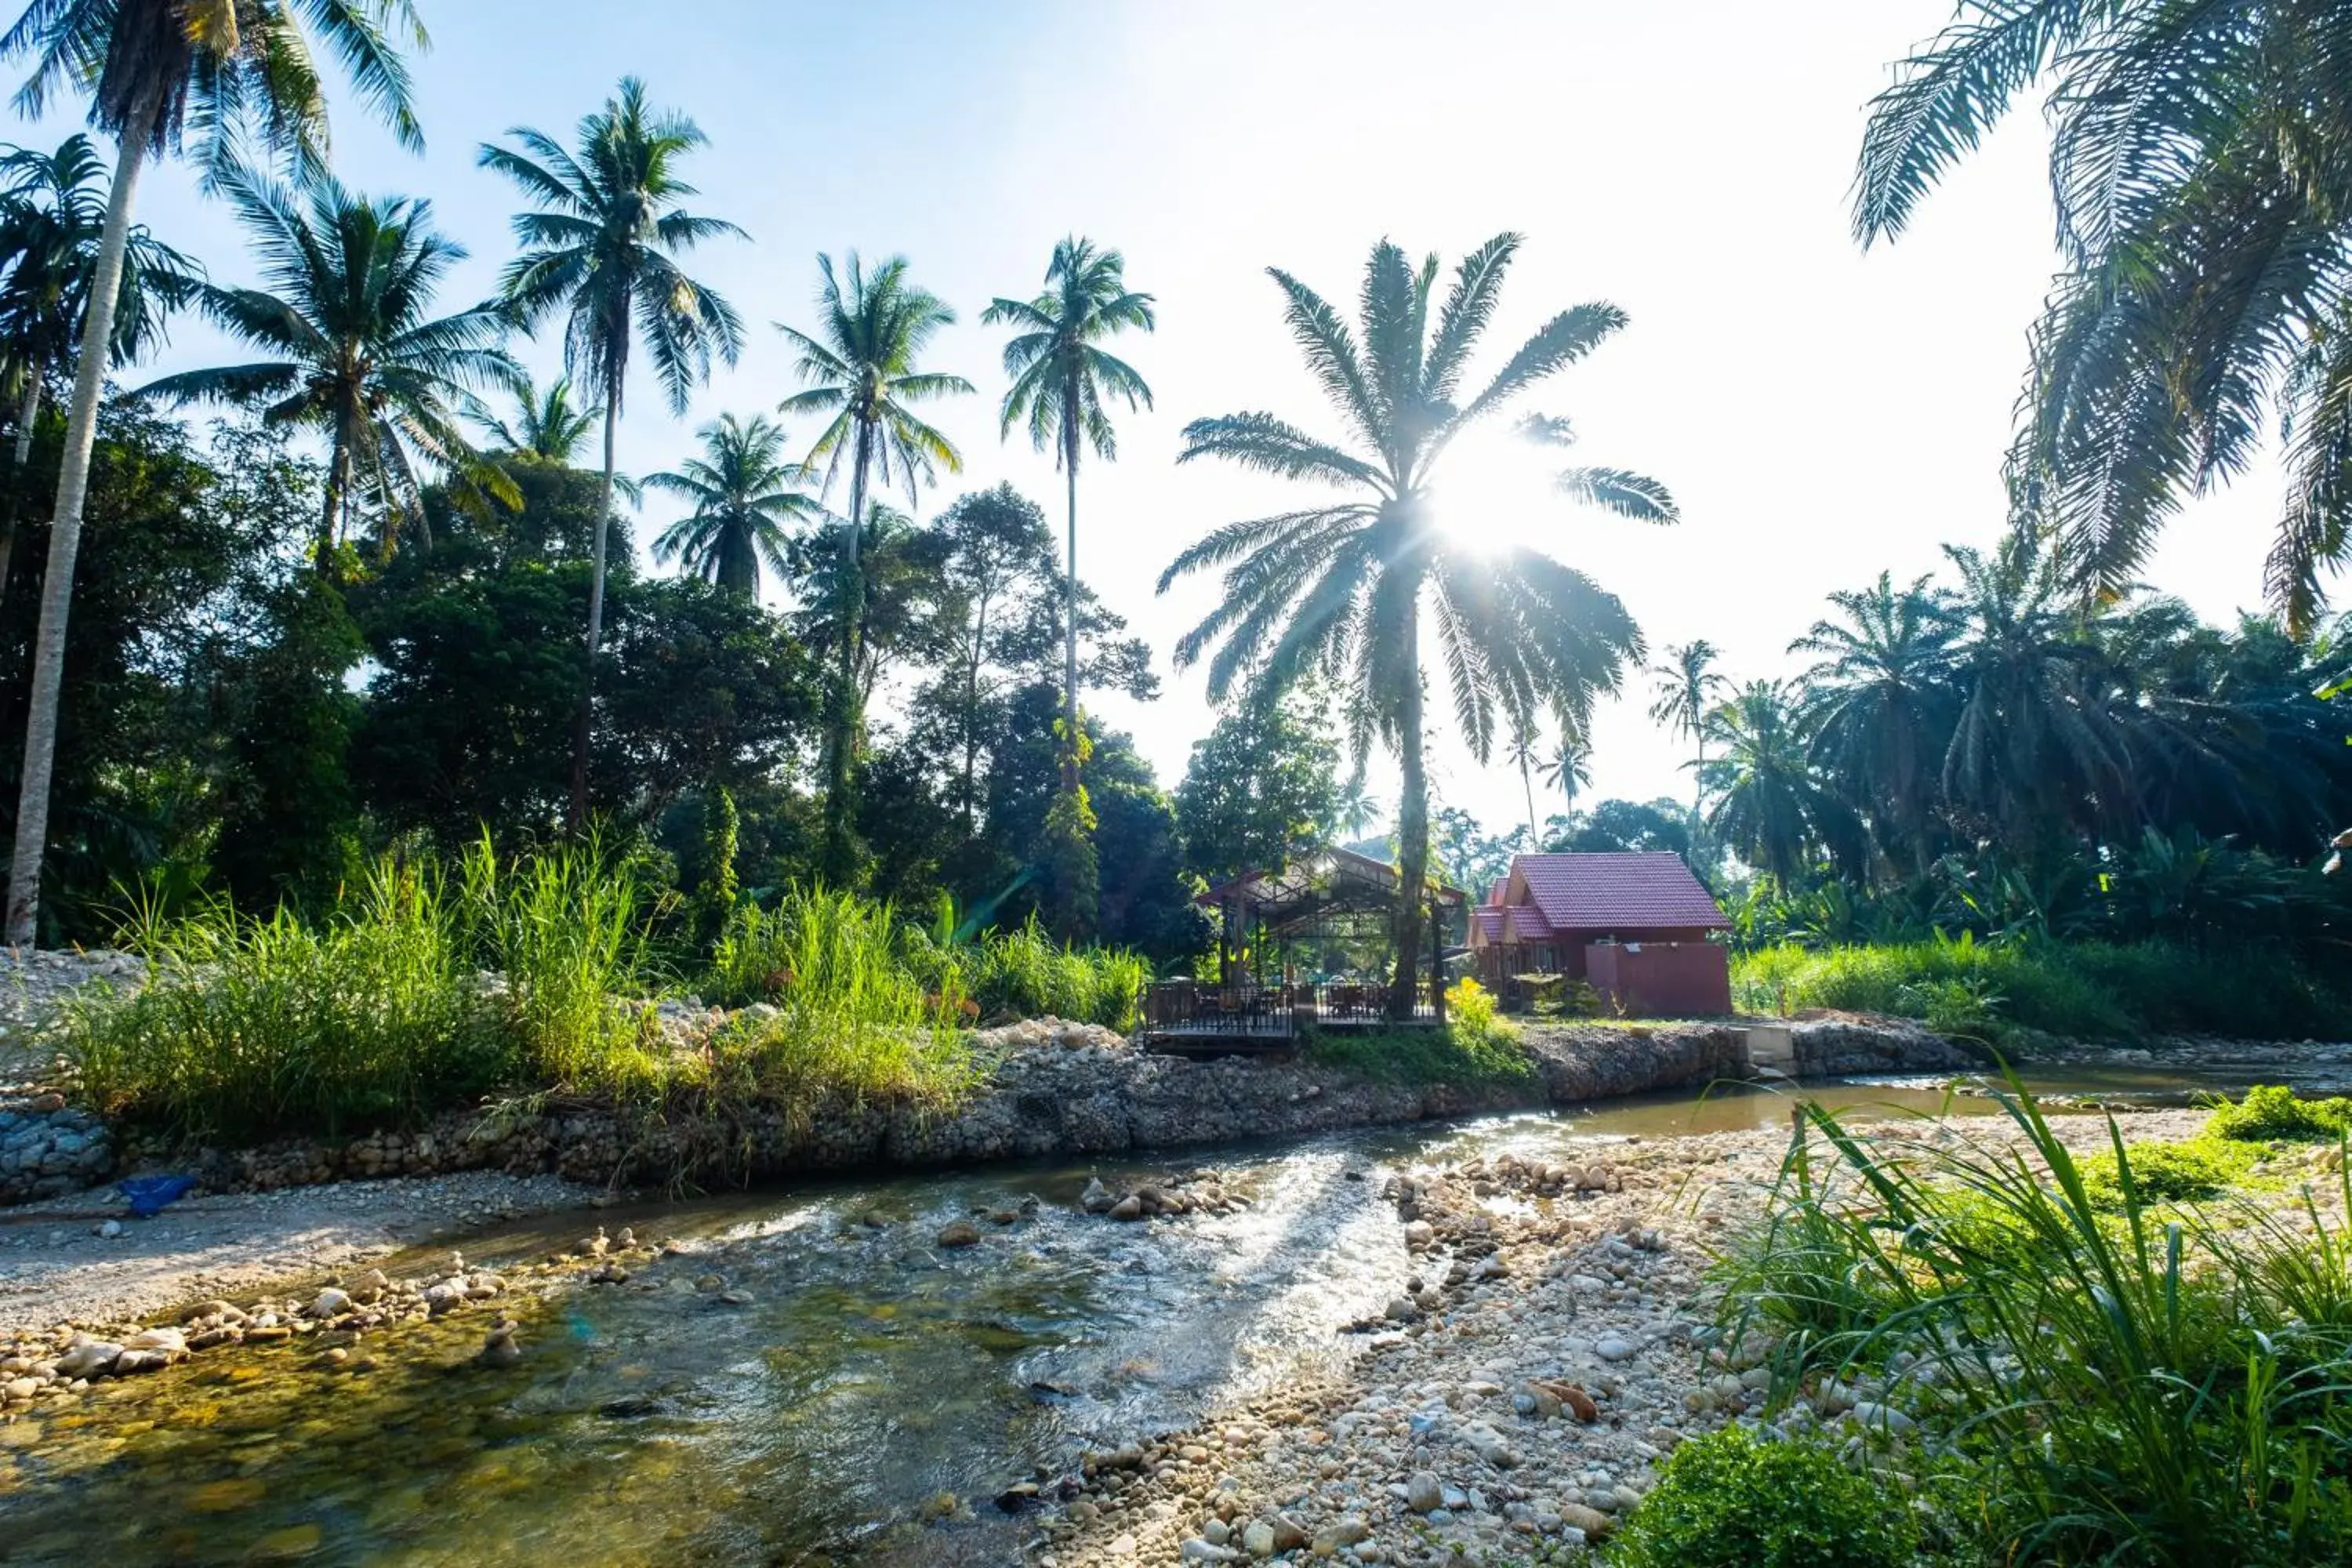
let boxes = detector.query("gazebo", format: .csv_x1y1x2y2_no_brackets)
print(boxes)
1141,848,1468,1047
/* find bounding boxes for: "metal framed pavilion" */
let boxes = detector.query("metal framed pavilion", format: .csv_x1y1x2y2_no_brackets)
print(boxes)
1140,848,1468,1050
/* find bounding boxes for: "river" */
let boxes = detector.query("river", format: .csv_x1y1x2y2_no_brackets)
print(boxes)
0,1067,2261,1566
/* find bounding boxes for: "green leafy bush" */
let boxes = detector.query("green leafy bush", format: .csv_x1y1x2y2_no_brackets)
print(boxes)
1608,1428,1915,1568
2206,1083,2352,1142
1445,975,1497,1032
2078,1137,2254,1208
1731,935,2352,1043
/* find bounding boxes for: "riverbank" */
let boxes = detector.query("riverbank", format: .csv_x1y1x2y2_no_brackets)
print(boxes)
1025,1105,2238,1568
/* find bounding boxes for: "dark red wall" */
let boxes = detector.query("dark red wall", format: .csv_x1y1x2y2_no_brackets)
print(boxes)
1584,940,1732,1018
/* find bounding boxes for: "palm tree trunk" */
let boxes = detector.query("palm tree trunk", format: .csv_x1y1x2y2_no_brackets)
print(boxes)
1388,597,1429,1022
1062,429,1080,799
960,586,989,836
819,421,871,882
5,108,154,947
0,376,43,615
565,394,620,832
1519,750,1538,844
316,416,352,573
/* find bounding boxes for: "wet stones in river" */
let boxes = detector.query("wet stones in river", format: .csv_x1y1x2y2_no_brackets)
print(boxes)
936,1218,982,1248
477,1316,522,1368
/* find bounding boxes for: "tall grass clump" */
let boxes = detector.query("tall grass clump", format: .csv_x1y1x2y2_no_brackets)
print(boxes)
700,885,972,1107
1731,933,2352,1042
66,860,508,1141
967,918,1147,1031
458,834,663,1090
1713,1080,2352,1565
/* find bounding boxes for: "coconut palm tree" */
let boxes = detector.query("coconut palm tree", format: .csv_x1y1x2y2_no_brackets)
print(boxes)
0,132,198,593
136,169,518,566
1647,640,1725,817
1162,234,1673,1018
481,76,745,829
647,413,822,599
1541,734,1592,816
776,251,971,880
474,374,597,463
982,238,1155,804
1854,0,2352,632
1790,571,1958,873
0,0,429,945
1503,721,1544,841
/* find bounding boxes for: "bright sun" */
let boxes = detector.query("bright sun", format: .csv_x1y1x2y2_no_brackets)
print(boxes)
1425,421,1565,559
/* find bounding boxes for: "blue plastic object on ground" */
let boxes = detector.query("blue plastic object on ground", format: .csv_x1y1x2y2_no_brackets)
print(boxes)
119,1174,196,1218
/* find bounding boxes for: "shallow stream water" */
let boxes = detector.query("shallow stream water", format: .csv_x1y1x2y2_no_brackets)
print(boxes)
0,1068,2256,1566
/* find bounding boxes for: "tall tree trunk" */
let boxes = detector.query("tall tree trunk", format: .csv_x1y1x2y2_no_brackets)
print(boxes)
1519,748,1538,844
315,416,352,573
819,422,871,883
566,395,620,832
0,376,42,615
960,584,990,836
1388,595,1428,1022
5,111,154,947
1061,428,1080,799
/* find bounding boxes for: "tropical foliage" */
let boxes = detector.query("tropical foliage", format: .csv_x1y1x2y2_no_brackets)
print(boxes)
647,412,821,597
1857,0,2352,632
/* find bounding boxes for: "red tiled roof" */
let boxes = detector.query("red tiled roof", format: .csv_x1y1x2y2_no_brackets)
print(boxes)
1470,908,1508,940
1514,852,1727,931
1504,906,1555,942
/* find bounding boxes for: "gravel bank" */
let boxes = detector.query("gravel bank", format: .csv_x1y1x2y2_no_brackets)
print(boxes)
0,1167,603,1334
1028,1107,2216,1568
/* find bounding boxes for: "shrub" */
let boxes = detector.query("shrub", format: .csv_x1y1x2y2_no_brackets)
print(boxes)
1607,1428,1915,1568
2206,1083,2352,1143
2078,1137,2254,1208
964,918,1146,1031
1445,975,1497,1032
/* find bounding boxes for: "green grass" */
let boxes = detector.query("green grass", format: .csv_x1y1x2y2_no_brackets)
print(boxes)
1711,1080,2352,1566
1302,1012,1536,1088
67,850,985,1141
1731,932,2352,1043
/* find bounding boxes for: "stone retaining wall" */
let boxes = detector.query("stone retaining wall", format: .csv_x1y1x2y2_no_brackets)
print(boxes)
0,1099,113,1202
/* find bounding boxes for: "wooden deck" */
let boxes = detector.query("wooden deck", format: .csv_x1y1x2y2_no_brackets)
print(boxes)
1139,982,1442,1052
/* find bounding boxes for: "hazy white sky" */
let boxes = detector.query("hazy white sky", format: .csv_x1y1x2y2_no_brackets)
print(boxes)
20,1,2306,835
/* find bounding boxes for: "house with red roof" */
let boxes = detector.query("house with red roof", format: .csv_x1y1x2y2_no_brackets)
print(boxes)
1468,852,1733,1016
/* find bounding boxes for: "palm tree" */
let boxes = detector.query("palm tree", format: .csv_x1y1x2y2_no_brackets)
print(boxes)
776,252,971,880
0,132,197,594
1854,0,2352,632
1939,533,2129,845
1334,775,1382,844
1790,571,1958,874
1162,234,1673,1018
481,76,745,829
1540,734,1592,816
1648,640,1725,816
0,0,428,946
647,413,822,598
136,170,518,567
1701,681,1857,886
474,374,598,463
982,238,1155,808
1504,721,1543,841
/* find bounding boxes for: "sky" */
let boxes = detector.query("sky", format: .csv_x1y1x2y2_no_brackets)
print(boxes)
13,0,2309,838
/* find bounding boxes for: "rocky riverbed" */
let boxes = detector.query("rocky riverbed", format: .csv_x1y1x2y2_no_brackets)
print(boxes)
1024,1106,2226,1568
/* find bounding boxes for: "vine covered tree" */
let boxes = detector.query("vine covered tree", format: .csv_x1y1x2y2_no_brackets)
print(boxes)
0,0,431,944
136,170,519,568
1162,234,1674,1017
481,76,744,828
776,251,971,883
